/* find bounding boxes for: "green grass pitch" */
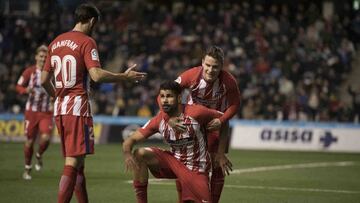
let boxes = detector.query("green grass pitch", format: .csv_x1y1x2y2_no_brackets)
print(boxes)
0,142,359,203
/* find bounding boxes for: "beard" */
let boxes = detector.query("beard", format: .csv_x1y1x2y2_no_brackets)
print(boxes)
162,103,177,115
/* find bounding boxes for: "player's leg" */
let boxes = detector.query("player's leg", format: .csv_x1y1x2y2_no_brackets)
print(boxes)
57,115,94,203
23,113,39,180
131,147,161,203
155,149,211,203
182,173,211,203
73,116,94,203
58,156,85,203
23,137,35,180
208,121,230,203
175,179,183,203
35,114,53,171
74,163,88,203
210,153,225,203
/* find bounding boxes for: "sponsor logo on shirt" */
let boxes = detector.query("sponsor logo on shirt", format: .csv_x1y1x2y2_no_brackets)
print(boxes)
192,96,218,106
167,137,195,149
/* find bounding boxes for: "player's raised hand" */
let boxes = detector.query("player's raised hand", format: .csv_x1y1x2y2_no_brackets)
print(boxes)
207,118,221,131
124,64,147,83
214,153,233,176
168,117,187,133
124,153,139,172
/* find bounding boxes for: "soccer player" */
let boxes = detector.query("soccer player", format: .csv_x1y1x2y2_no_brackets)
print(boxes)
16,45,54,180
123,81,232,203
171,46,241,203
41,3,146,203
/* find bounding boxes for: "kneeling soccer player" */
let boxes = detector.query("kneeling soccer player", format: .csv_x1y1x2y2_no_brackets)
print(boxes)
123,81,232,203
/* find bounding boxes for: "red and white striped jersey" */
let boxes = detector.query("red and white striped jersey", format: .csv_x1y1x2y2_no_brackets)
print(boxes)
175,66,241,123
139,104,222,173
16,66,52,113
43,31,101,117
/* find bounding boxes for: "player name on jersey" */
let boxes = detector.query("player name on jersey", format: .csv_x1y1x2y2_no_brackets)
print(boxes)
51,40,79,52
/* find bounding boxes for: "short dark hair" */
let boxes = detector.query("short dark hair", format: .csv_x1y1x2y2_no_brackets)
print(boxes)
74,3,100,24
204,46,224,66
159,81,182,95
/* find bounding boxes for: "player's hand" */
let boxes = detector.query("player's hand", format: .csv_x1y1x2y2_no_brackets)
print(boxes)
207,118,221,131
168,117,187,133
26,87,33,94
124,64,147,83
124,153,139,172
214,153,233,176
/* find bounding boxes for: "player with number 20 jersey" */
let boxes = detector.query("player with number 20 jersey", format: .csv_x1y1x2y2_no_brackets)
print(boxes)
43,30,100,156
41,4,147,203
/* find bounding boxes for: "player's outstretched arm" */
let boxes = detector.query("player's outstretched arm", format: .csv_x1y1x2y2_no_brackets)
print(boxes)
41,70,56,97
122,130,146,172
88,64,147,83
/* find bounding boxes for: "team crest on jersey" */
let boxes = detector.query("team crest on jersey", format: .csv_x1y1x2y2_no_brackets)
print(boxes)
91,49,99,61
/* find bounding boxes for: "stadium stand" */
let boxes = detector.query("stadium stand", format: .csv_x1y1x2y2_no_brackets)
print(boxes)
0,0,359,122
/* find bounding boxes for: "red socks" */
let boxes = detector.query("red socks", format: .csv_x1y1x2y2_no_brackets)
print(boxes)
74,166,88,203
58,165,77,203
133,180,148,203
38,139,50,156
175,179,182,203
24,144,33,166
211,167,225,203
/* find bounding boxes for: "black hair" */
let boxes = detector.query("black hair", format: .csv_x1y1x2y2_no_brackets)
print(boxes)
159,81,182,95
204,45,224,66
74,3,100,24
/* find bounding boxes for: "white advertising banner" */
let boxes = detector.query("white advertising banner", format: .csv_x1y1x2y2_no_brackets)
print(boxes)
230,122,360,153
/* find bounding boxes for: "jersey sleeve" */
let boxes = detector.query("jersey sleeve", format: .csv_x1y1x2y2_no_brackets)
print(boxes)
138,113,162,138
220,72,241,123
189,105,223,126
175,67,199,88
16,68,32,94
83,38,101,70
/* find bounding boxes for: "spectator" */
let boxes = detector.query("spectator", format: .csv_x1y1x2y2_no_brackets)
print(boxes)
0,1,358,123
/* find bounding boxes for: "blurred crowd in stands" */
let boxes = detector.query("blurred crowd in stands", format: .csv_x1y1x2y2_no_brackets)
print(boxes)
1,1,360,122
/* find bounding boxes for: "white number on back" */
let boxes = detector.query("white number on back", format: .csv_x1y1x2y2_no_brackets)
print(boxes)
51,55,77,88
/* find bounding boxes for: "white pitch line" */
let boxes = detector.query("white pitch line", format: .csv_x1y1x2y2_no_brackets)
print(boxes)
231,161,355,174
124,161,359,194
125,181,360,194
223,185,360,194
